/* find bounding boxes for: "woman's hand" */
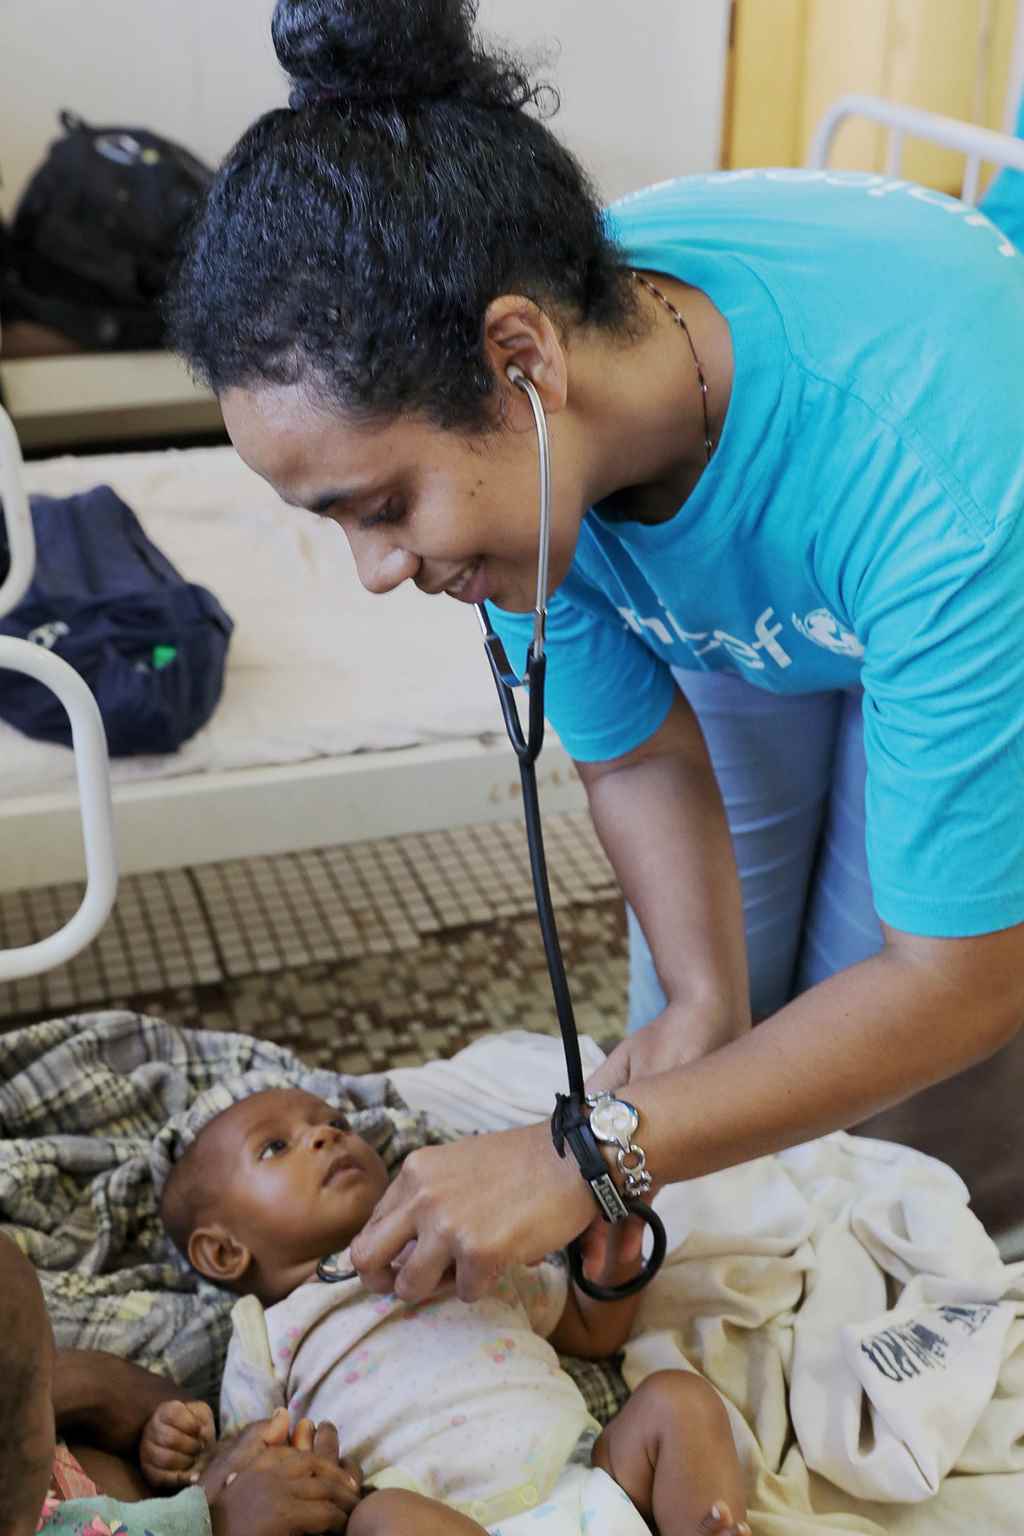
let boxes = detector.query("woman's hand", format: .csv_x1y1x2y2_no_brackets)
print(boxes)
140,1398,216,1489
586,1003,733,1095
350,1121,596,1305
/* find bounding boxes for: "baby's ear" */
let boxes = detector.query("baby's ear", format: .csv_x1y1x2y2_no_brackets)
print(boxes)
188,1224,252,1286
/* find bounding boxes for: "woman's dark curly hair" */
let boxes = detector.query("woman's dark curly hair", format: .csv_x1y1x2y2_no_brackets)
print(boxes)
168,0,639,431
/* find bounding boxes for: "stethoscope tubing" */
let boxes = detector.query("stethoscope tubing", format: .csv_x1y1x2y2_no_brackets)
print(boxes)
476,368,666,1301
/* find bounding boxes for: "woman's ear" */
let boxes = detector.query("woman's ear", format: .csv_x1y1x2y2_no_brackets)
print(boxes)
483,294,569,418
188,1224,252,1286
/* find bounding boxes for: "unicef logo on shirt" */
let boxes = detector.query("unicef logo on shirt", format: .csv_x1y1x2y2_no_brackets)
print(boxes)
791,609,864,658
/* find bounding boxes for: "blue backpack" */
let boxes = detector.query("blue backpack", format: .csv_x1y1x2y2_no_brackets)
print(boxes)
0,486,233,755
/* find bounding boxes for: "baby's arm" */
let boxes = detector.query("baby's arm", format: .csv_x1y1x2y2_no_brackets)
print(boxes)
546,1214,646,1359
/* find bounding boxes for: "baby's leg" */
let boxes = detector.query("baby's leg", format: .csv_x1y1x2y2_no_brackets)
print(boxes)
592,1370,749,1536
348,1488,488,1536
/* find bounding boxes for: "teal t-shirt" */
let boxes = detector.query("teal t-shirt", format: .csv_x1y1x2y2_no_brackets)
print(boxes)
487,169,1024,939
980,90,1024,251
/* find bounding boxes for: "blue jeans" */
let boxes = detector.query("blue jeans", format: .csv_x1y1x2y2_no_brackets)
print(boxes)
628,670,883,1031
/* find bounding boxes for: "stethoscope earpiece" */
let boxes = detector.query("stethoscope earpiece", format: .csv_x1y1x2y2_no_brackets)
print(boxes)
506,363,527,387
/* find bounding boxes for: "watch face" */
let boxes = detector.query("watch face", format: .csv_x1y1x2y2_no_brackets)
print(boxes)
590,1097,638,1143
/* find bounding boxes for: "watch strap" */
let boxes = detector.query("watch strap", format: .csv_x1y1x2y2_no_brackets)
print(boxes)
551,1091,629,1222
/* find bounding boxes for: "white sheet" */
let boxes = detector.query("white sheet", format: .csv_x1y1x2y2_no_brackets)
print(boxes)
3,446,502,796
393,1032,1024,1535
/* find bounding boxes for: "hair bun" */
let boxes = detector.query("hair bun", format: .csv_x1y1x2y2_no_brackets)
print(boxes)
273,0,528,111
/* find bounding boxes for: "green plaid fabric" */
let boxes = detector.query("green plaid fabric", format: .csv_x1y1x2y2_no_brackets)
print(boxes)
0,1011,626,1422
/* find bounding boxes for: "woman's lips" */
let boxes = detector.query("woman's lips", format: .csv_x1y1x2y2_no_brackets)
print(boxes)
444,559,490,605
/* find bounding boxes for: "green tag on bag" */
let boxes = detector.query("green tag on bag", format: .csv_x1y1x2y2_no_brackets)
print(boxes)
151,645,178,670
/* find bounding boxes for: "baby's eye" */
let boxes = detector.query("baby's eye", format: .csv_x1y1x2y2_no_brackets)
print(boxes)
258,1138,288,1161
329,1114,350,1132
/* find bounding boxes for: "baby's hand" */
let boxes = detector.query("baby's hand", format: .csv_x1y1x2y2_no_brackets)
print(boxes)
140,1398,216,1489
578,1212,646,1286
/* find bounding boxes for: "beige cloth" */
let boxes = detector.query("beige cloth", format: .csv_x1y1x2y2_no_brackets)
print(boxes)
394,1031,1024,1534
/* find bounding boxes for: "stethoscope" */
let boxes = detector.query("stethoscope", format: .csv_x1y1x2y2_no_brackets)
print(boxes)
319,366,666,1300
473,364,666,1301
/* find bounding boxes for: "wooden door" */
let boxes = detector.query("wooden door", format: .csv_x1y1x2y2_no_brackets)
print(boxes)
722,0,1020,191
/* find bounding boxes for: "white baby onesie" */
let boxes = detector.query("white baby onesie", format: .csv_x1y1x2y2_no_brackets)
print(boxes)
221,1253,598,1526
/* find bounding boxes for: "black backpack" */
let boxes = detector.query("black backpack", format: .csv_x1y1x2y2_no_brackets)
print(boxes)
0,485,233,756
3,112,213,350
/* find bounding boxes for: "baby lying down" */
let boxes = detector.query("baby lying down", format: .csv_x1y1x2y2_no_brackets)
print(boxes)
146,1085,749,1536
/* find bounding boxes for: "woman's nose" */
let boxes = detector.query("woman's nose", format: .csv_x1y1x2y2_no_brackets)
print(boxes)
347,529,420,595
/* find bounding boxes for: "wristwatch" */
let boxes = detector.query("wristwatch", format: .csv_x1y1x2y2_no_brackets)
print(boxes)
586,1091,653,1199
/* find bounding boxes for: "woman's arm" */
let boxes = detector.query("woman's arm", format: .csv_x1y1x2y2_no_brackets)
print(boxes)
577,692,752,1076
352,919,1024,1304
614,917,1024,1183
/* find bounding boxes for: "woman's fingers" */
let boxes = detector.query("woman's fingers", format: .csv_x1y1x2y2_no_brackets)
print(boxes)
353,1126,595,1304
349,1173,424,1293
584,1038,634,1095
390,1234,460,1305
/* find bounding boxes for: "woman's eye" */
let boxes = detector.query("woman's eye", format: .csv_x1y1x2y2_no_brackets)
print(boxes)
358,499,405,531
258,1138,287,1161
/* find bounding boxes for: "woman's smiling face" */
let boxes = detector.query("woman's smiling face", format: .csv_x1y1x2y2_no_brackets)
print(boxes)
221,379,589,615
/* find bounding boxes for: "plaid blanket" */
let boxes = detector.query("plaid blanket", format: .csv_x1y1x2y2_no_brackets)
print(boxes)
0,1010,626,1421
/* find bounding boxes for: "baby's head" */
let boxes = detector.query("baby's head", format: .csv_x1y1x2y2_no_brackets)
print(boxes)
0,1234,56,1536
160,1088,389,1305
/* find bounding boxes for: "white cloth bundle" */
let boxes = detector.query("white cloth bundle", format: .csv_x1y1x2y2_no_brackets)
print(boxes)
394,1032,1024,1534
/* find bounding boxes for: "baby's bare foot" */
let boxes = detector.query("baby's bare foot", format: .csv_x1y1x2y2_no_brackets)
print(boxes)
698,1503,751,1536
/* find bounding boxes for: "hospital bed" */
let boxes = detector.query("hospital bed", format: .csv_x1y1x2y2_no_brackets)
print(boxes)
0,435,587,973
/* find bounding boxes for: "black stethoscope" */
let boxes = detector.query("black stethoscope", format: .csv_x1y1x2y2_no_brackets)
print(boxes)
320,367,666,1300
473,364,666,1301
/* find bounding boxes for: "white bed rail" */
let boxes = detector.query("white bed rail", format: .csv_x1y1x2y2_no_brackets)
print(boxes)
0,403,117,978
807,92,1024,202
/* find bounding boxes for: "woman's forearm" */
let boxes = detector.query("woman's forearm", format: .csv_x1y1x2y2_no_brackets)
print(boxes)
580,696,752,1050
623,931,1024,1185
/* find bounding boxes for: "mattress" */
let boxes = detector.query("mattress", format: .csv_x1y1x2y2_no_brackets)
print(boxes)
2,445,506,797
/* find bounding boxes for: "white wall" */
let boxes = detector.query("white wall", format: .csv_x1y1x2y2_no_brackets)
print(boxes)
1,1,729,219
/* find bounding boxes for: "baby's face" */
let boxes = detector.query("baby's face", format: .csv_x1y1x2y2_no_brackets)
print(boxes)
202,1089,390,1271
